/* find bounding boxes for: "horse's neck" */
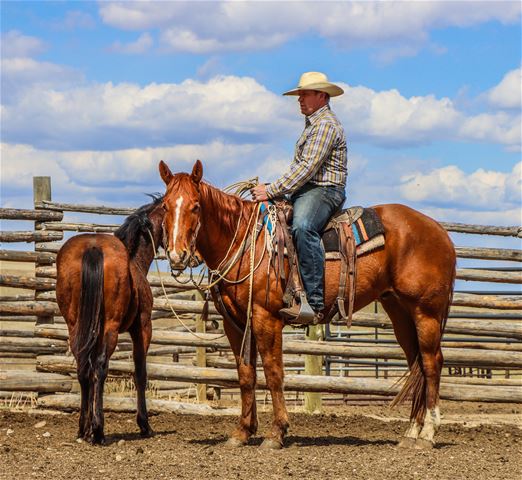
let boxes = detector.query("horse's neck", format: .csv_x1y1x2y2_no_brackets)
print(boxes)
131,216,163,274
197,183,254,270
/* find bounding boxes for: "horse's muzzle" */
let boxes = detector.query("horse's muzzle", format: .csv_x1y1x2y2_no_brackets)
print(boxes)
167,251,190,271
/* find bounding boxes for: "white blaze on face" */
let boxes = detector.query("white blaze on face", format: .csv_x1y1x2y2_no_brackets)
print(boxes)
170,196,184,259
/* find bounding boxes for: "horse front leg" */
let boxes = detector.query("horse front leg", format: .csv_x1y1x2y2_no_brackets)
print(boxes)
223,318,258,447
254,312,289,450
129,316,154,437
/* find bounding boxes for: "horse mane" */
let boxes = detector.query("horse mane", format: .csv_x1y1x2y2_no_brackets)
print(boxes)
199,181,252,236
114,194,163,258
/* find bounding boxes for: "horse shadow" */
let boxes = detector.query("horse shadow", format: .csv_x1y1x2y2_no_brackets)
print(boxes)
189,435,396,448
103,429,179,446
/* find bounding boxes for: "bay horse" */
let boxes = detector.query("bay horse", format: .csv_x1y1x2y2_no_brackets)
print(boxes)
56,195,165,444
159,160,456,450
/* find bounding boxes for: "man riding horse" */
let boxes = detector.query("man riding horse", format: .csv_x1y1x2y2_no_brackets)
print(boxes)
251,71,347,325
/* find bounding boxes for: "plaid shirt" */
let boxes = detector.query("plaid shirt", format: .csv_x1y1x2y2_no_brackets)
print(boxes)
266,105,347,198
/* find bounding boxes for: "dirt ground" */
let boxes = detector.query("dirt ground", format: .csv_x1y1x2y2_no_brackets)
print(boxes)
0,402,520,480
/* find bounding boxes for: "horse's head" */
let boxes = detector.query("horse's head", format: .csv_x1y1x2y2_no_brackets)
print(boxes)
159,160,204,271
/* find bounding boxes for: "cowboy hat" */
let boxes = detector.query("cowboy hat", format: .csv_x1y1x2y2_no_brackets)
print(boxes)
283,71,344,97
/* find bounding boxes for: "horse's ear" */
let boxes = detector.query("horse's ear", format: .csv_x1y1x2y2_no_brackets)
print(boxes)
159,160,173,185
191,159,203,184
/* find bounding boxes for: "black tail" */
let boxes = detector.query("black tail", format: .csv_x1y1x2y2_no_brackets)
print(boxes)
74,246,105,380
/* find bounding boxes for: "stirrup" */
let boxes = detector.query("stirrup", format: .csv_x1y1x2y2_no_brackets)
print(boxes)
280,292,316,325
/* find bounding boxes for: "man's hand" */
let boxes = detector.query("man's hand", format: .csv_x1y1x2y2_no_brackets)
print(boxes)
250,184,269,202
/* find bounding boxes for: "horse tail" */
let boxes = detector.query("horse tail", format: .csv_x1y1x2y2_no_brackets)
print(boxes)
391,354,426,424
391,255,457,424
74,246,105,380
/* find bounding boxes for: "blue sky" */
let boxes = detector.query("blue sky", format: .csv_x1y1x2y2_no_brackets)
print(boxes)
1,0,521,232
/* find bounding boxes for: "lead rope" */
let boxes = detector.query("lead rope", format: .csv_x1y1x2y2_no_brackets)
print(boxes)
239,202,262,363
147,228,225,341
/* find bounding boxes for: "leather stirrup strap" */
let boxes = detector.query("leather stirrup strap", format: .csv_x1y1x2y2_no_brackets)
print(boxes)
276,205,304,306
326,219,356,328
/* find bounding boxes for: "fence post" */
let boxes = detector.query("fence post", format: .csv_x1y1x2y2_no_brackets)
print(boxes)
304,324,323,413
33,177,54,325
195,290,207,402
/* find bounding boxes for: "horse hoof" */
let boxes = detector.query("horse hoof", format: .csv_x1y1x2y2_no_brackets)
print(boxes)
398,437,417,449
415,438,434,450
225,437,246,448
260,438,283,450
140,427,154,438
88,433,106,446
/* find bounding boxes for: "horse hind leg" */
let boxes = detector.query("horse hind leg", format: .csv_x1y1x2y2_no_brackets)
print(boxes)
380,296,424,448
89,330,118,445
130,318,154,437
413,307,444,449
77,368,91,440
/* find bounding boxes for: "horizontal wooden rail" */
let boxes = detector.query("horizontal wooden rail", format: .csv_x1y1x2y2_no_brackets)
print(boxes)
37,222,119,233
452,292,522,310
456,268,521,284
0,231,63,243
34,242,62,253
0,208,63,221
0,249,56,263
37,394,239,415
0,274,55,291
0,370,72,393
0,336,67,354
455,246,522,262
0,301,60,316
35,200,134,215
439,222,522,237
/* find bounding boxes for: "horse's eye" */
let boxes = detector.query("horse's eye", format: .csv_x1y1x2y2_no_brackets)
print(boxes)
162,203,169,212
192,204,200,213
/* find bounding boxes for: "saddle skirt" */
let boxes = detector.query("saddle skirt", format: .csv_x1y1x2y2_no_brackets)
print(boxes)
322,206,385,258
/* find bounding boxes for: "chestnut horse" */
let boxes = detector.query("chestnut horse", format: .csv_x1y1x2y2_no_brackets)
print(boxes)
159,160,456,450
56,195,164,444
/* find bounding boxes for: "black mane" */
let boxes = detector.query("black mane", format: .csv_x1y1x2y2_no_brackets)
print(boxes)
114,194,163,258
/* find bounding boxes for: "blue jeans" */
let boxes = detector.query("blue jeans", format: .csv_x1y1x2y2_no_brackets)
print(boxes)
291,183,346,312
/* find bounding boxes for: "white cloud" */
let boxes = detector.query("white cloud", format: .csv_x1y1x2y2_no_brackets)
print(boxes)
2,73,520,151
335,83,520,150
1,30,46,58
0,141,279,206
1,76,295,150
109,33,153,54
486,67,522,110
399,162,522,210
1,57,83,103
99,1,521,55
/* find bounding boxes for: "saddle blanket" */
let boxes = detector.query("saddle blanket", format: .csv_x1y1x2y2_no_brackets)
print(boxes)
322,207,385,258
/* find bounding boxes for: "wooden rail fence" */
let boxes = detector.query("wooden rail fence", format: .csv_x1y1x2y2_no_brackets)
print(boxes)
1,176,521,413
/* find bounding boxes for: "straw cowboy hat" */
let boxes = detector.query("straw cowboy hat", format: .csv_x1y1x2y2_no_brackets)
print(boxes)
283,71,344,97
